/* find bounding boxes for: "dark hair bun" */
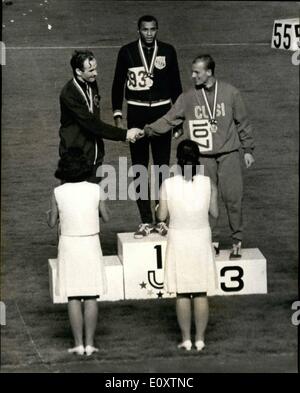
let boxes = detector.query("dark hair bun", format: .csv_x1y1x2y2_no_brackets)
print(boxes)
176,139,201,181
176,139,200,166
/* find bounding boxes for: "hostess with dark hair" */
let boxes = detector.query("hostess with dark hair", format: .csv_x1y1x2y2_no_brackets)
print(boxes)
176,139,201,181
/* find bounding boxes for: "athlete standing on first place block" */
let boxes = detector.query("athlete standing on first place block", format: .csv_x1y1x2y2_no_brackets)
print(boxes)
145,54,255,259
111,15,182,239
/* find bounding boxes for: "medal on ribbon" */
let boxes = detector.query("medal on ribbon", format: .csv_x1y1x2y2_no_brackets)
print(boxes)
138,39,158,88
201,80,218,133
210,119,218,133
145,77,153,87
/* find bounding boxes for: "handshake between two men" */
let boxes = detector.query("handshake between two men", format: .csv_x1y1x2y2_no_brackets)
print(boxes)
125,127,183,143
125,128,145,143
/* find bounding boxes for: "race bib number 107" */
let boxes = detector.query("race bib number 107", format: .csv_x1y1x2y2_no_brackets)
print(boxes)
189,119,213,152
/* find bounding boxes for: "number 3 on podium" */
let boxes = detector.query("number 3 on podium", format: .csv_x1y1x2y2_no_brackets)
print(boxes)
220,266,245,292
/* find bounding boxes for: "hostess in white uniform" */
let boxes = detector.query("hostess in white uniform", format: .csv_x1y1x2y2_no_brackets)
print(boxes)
161,174,217,295
54,181,107,302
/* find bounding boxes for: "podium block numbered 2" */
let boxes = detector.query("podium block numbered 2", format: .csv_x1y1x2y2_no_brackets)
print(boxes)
48,255,124,304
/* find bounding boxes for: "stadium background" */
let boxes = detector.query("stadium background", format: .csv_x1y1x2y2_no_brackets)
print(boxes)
1,0,298,372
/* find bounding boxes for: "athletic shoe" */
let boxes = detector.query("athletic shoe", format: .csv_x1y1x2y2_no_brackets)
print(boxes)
213,244,220,256
177,340,192,351
155,222,168,236
195,340,205,351
212,242,220,255
134,223,154,239
229,241,242,259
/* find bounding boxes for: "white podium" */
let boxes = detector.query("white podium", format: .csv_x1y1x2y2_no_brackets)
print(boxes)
49,233,267,303
48,259,62,304
48,255,124,304
118,232,175,300
213,248,267,296
118,233,267,298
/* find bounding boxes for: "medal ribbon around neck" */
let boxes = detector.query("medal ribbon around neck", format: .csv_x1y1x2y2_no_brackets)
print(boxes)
201,80,218,124
138,38,158,77
73,78,93,113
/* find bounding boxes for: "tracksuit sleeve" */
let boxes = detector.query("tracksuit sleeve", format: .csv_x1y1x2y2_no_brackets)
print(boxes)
111,47,128,118
232,89,255,154
61,92,127,141
169,47,182,103
144,93,185,137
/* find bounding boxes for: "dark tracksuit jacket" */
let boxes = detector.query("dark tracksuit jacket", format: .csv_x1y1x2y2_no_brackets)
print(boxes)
59,77,127,168
111,40,182,223
111,39,182,119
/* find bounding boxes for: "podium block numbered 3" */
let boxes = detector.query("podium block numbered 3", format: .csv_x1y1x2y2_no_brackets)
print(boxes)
213,248,267,295
49,233,267,303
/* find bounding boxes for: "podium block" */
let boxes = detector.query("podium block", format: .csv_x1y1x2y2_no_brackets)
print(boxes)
49,236,267,303
118,232,175,300
49,259,63,304
213,248,267,296
48,256,125,304
101,256,125,301
118,233,267,299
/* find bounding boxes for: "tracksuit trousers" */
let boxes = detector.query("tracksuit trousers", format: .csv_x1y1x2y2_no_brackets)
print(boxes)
200,150,243,243
127,103,172,224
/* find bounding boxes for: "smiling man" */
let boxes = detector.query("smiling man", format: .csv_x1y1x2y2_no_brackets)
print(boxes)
59,50,143,183
112,15,182,239
145,54,255,258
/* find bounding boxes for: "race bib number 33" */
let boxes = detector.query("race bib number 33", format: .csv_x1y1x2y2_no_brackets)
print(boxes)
189,119,213,152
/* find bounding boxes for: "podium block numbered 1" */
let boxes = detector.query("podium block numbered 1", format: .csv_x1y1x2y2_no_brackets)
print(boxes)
118,233,174,300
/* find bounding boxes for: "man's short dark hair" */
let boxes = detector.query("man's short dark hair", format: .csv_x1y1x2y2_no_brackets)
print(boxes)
70,50,95,77
193,54,215,76
138,15,158,30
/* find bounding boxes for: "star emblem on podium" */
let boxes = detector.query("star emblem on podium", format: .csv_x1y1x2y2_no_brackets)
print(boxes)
156,291,163,298
147,289,154,296
139,281,147,289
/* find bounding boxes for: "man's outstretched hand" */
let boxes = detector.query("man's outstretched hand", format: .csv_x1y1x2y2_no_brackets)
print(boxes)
173,128,183,139
126,128,145,143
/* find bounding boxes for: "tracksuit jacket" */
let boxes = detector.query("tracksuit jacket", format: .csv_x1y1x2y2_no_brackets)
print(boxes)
145,80,255,155
111,40,182,116
59,77,127,165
